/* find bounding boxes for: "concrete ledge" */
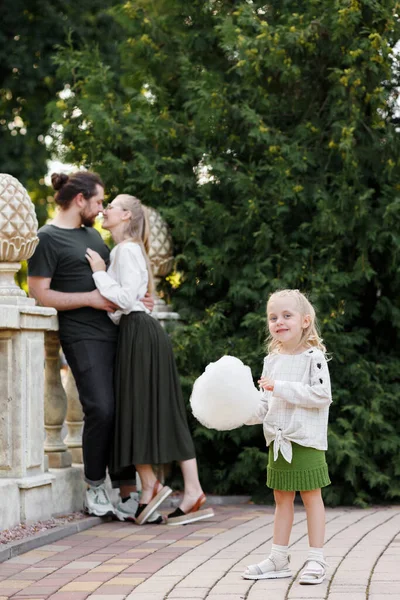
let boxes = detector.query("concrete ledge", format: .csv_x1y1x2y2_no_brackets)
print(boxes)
0,480,20,530
0,515,103,564
17,473,55,489
0,466,87,530
50,465,86,514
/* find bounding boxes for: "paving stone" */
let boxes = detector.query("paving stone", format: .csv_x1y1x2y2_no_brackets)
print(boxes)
101,558,139,565
39,545,72,552
125,595,170,600
14,571,50,581
71,573,115,583
206,596,245,600
47,593,89,600
167,589,209,598
373,573,400,580
10,597,47,600
328,595,366,600
90,584,136,594
90,564,127,573
368,590,400,600
1,505,400,600
12,585,61,596
0,579,35,590
369,582,400,594
87,596,126,600
102,577,145,585
59,581,102,591
62,561,102,570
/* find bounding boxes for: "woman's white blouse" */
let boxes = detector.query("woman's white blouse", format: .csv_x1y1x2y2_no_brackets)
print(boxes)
92,242,149,325
246,348,332,462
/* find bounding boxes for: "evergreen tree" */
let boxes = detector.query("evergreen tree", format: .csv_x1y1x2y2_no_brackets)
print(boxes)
50,0,400,505
0,0,122,224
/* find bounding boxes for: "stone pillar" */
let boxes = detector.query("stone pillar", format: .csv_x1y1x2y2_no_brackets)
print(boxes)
44,331,72,468
0,173,59,523
64,368,84,464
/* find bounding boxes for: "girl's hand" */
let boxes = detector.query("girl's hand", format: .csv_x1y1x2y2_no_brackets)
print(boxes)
85,248,106,272
258,377,275,391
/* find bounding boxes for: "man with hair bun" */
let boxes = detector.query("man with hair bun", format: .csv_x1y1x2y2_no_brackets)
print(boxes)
28,171,155,520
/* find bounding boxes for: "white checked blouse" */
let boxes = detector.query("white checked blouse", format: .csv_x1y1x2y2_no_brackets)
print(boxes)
246,348,332,463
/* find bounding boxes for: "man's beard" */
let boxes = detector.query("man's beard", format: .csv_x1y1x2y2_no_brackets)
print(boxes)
80,211,96,227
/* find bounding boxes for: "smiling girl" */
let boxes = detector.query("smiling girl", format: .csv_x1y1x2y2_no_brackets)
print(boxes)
243,289,332,586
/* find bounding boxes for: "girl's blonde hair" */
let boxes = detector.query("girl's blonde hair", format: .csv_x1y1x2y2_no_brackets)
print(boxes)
266,289,327,355
115,194,155,295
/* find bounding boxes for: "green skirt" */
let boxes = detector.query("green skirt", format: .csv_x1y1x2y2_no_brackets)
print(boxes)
110,312,196,472
267,441,330,491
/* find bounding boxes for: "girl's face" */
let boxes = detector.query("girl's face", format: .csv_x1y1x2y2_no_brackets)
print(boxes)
267,296,311,352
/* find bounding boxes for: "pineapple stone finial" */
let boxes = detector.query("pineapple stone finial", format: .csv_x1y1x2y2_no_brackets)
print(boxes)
147,206,174,314
0,173,39,298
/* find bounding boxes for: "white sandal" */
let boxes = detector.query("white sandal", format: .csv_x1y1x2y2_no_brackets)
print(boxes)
242,555,292,580
299,559,327,585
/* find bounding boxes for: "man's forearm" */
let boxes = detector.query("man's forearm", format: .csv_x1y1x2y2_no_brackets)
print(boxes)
30,288,92,311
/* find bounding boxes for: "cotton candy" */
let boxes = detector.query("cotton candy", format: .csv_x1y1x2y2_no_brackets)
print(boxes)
190,355,262,431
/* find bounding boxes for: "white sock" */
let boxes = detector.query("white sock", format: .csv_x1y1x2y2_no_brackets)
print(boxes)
271,543,289,564
307,546,325,564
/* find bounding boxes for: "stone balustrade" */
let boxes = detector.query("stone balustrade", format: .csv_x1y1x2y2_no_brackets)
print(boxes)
44,332,84,467
0,174,86,529
63,366,84,464
44,331,72,468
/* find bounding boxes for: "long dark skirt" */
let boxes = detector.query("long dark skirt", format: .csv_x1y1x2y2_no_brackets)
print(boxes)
110,311,196,473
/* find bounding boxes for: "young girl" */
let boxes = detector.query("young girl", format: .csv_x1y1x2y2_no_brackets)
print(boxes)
243,289,331,585
85,194,213,526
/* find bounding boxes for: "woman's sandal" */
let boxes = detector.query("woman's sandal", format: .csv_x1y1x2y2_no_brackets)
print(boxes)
242,556,292,580
299,559,327,585
167,493,214,526
135,480,172,525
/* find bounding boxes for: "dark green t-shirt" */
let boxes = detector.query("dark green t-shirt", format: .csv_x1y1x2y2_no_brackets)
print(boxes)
28,224,117,344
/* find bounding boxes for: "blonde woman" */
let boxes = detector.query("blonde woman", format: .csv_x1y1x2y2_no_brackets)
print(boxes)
85,195,213,526
242,289,332,585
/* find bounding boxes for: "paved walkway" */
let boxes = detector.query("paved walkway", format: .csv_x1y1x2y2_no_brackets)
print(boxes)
0,504,399,600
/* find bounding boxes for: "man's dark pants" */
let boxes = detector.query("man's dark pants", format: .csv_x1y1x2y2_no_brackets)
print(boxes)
62,339,135,487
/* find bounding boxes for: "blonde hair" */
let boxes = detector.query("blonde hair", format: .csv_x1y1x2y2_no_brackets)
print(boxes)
115,194,154,295
266,289,327,355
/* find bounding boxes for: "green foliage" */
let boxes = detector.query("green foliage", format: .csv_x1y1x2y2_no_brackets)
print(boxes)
0,0,122,222
49,0,400,505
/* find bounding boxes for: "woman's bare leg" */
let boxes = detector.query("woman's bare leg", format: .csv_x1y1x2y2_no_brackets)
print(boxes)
179,458,204,512
119,484,136,499
135,464,158,504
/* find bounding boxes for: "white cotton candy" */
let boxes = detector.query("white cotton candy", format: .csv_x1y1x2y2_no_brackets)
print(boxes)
190,355,262,431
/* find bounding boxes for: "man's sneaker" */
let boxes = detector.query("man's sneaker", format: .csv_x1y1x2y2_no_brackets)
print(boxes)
84,484,115,517
114,492,138,522
114,492,164,524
